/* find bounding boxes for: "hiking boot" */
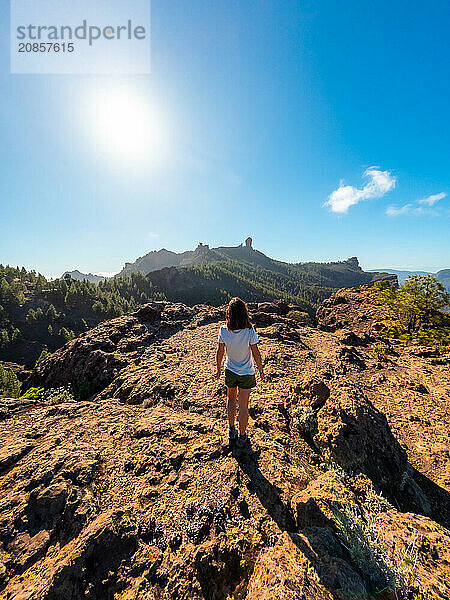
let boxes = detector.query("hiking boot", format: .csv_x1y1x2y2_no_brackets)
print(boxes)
228,426,238,447
235,432,250,451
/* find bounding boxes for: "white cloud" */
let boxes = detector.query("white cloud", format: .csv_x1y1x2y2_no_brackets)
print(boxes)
418,191,447,206
325,167,396,214
387,190,447,216
386,204,412,216
386,204,440,217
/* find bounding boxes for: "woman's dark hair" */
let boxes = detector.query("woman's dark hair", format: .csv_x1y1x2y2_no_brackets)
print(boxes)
226,297,252,331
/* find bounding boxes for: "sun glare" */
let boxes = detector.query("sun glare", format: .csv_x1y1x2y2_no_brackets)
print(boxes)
86,86,171,167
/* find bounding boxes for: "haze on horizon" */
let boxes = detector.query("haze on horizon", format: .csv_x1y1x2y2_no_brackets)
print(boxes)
0,1,449,276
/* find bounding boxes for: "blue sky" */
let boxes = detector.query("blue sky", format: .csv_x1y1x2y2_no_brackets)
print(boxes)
0,0,449,278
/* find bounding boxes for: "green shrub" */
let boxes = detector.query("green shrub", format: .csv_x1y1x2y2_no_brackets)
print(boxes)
0,363,21,398
416,326,450,347
332,500,393,592
45,385,75,404
396,326,450,347
286,310,312,325
379,324,400,339
21,386,44,400
374,280,393,292
371,344,391,361
331,483,428,599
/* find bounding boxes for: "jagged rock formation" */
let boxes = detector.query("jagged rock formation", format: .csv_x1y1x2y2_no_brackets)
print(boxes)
1,287,449,599
118,239,269,277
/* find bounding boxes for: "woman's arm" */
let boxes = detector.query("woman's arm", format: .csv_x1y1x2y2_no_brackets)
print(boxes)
216,342,225,378
250,344,265,382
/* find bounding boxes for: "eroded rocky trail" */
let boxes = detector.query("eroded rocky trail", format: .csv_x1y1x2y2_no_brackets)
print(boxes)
1,288,449,599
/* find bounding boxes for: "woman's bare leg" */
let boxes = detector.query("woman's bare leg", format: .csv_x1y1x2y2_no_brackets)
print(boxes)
237,388,251,436
227,386,238,427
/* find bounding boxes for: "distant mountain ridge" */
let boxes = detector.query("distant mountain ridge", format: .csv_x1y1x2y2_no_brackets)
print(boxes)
369,268,449,291
58,239,398,315
128,238,398,312
438,269,450,291
117,237,394,281
61,270,106,284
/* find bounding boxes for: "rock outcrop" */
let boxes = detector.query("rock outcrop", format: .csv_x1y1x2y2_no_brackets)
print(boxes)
1,290,449,599
316,285,392,333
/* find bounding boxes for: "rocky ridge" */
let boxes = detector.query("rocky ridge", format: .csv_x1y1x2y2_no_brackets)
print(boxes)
1,287,449,599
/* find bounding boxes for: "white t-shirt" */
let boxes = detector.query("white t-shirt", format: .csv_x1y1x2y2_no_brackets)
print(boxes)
218,325,259,376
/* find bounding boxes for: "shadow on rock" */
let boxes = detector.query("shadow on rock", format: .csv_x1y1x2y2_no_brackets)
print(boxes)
234,445,296,533
409,466,450,530
234,449,372,599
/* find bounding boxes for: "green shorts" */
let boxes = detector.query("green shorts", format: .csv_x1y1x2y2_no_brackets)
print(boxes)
225,369,256,389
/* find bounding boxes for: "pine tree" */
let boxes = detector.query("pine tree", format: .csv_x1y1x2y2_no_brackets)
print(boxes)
46,304,58,321
11,328,22,341
35,347,51,366
0,329,10,348
376,275,450,333
0,363,21,398
59,327,75,342
26,309,37,325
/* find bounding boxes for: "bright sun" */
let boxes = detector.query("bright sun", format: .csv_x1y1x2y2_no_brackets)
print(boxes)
86,86,171,166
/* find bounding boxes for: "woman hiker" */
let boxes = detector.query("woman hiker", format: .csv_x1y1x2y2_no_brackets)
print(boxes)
215,297,264,450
